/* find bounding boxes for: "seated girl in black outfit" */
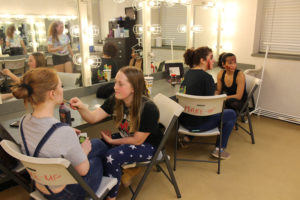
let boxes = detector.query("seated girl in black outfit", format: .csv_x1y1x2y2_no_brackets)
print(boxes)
215,52,247,112
179,47,236,160
92,42,119,84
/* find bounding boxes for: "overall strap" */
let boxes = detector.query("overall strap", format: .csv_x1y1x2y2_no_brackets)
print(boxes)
33,122,67,157
20,116,30,156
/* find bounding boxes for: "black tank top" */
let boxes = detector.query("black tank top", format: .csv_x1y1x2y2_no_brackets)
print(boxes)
221,69,247,102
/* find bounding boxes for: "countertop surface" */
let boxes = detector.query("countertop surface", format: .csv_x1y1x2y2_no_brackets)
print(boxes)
0,79,180,144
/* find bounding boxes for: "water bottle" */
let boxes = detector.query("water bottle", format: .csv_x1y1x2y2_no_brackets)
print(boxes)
171,73,177,87
59,103,72,126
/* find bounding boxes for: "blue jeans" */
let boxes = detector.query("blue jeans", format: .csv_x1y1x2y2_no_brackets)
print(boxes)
183,109,236,148
44,139,108,200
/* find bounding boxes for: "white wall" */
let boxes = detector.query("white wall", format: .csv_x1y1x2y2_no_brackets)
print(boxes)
99,0,132,40
0,0,77,15
219,0,300,117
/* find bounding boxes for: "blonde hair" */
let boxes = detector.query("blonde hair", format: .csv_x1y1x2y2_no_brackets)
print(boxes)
12,68,59,107
48,20,63,43
113,66,149,133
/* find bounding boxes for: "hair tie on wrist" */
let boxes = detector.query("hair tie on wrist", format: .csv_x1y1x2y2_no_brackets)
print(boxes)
20,83,33,96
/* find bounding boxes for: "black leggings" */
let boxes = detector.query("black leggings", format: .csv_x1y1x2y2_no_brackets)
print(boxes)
225,98,245,112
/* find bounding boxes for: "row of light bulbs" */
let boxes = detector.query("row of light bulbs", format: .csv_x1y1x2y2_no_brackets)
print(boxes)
133,24,203,35
0,14,77,21
114,0,215,10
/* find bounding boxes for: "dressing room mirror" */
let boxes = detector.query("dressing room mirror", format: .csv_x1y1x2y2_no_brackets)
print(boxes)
0,0,81,104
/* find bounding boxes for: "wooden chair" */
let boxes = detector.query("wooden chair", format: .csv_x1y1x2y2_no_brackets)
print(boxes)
235,74,262,144
174,93,227,174
0,139,117,200
122,93,184,200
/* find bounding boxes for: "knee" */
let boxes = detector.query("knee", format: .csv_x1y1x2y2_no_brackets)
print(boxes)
224,109,237,120
92,139,108,151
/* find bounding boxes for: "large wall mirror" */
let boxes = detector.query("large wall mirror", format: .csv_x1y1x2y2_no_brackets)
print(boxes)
0,0,81,104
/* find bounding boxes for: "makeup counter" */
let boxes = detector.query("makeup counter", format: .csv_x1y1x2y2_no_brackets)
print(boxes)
0,75,180,145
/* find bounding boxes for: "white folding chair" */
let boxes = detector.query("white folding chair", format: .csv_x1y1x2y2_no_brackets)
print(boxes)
57,72,81,89
235,74,262,144
122,93,184,200
4,58,26,76
0,140,117,200
174,93,227,174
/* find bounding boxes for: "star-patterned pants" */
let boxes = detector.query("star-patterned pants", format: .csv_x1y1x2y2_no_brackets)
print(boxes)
104,143,156,198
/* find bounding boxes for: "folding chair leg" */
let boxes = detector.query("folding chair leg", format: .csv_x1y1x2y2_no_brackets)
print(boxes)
131,162,154,200
162,150,181,198
174,127,178,171
247,112,255,144
0,163,31,192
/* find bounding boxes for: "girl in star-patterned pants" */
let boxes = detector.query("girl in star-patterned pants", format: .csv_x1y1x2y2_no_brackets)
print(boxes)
104,142,156,198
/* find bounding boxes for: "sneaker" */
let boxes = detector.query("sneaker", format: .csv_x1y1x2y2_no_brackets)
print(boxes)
178,135,190,149
211,149,231,160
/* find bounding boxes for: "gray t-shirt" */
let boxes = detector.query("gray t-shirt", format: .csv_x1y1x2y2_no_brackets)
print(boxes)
20,114,86,166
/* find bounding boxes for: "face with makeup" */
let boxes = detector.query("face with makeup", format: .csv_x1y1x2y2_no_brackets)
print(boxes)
223,56,237,72
206,52,214,70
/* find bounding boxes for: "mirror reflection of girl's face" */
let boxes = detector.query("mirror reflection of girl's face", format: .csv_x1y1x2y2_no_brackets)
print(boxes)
56,23,64,35
224,56,237,72
28,55,36,69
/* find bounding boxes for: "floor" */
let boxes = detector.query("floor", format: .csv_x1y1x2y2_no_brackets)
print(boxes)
0,115,300,200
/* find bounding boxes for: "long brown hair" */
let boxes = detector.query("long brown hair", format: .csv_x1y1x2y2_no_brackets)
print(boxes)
31,52,47,67
48,21,63,43
6,25,16,38
114,66,149,133
11,68,59,108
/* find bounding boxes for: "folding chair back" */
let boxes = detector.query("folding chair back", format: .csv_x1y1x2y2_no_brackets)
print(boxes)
244,74,262,109
236,75,262,144
153,93,184,130
0,139,76,186
175,93,227,174
4,58,26,75
0,140,117,200
176,93,226,117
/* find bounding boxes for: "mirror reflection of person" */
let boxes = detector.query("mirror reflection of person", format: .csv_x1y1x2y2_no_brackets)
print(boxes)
92,42,118,84
1,52,46,101
5,25,27,55
48,21,74,73
1,52,46,83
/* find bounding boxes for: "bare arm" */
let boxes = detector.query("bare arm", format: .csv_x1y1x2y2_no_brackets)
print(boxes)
20,40,27,54
47,43,63,53
67,44,74,58
215,70,223,95
101,131,150,146
2,69,20,83
1,93,14,100
5,39,10,48
227,71,246,100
